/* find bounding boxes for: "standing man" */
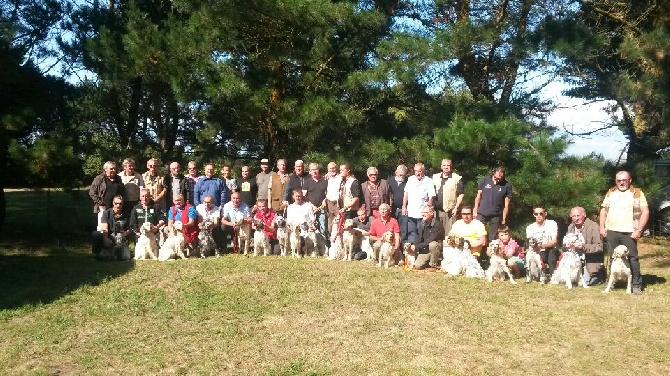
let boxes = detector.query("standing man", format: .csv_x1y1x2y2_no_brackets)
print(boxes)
255,158,272,201
236,165,258,209
164,161,191,209
404,204,444,271
89,161,125,228
221,165,237,193
268,159,289,212
565,206,604,286
338,164,361,220
324,161,342,235
194,163,229,207
361,166,392,220
526,204,559,278
432,158,464,234
402,163,436,243
389,164,408,244
600,170,649,294
142,158,166,209
474,166,512,245
184,161,202,205
304,162,328,240
283,160,308,206
119,158,144,218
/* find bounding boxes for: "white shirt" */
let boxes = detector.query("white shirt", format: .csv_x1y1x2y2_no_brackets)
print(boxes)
526,220,558,250
404,175,436,218
196,204,221,222
286,202,316,226
325,174,342,201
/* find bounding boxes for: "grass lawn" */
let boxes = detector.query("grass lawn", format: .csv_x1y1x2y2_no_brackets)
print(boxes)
1,190,670,375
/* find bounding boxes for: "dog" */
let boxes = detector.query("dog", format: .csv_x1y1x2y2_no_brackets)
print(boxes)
460,241,484,278
377,231,395,268
485,240,517,284
550,247,589,289
288,223,305,258
341,219,356,261
134,222,158,260
274,215,290,256
441,234,465,275
304,228,326,257
603,245,632,294
158,221,187,261
234,218,252,255
253,219,271,256
403,242,415,268
357,234,373,261
109,232,131,261
328,215,345,260
524,237,543,283
197,219,217,258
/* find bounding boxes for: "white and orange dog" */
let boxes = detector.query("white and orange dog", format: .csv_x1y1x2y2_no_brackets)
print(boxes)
377,231,395,268
603,245,632,294
134,222,158,260
485,240,517,284
252,219,271,257
524,237,543,283
158,221,186,261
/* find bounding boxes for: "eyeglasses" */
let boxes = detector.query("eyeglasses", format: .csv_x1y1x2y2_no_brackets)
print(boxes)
113,202,123,205
533,212,545,216
616,179,629,183
203,201,213,204
368,173,378,176
148,165,156,168
461,212,472,215
188,167,196,170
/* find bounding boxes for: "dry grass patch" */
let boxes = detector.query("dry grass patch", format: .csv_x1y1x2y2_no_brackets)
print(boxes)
1,239,669,375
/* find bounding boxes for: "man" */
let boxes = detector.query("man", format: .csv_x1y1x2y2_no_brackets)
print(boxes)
194,163,230,207
324,161,342,235
268,158,289,212
338,164,361,220
221,191,252,252
119,158,144,218
167,193,199,251
361,166,392,220
432,158,464,234
255,158,272,201
450,205,487,258
565,206,604,286
129,188,166,237
253,199,280,255
235,165,258,209
164,161,191,209
91,196,130,260
283,160,308,206
184,161,202,205
600,170,649,294
89,161,125,229
402,163,436,243
221,165,237,193
351,207,373,260
195,194,222,253
526,204,559,277
405,204,444,271
389,164,408,244
368,203,400,263
286,189,316,228
303,162,328,240
474,166,512,245
142,158,166,209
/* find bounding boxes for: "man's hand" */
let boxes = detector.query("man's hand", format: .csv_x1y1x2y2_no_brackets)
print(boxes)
599,227,607,238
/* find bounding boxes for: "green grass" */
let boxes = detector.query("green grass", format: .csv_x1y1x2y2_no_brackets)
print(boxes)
1,190,670,375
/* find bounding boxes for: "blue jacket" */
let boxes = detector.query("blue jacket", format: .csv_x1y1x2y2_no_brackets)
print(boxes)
194,176,230,207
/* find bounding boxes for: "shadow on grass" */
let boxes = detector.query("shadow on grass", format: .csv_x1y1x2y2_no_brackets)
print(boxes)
0,239,134,310
643,274,667,287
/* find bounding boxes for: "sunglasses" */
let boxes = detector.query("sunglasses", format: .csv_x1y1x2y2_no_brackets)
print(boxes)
533,212,545,216
461,212,472,215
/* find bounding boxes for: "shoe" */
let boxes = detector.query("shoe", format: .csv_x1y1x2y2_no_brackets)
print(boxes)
587,277,603,286
425,267,438,272
632,286,643,295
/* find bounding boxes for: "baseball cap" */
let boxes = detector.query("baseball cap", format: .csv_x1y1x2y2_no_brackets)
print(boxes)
260,158,269,164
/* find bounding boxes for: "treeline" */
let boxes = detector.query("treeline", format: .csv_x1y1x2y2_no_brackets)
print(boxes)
1,0,669,233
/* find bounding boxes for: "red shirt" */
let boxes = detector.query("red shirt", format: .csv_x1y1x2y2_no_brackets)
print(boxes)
254,209,277,240
370,216,400,238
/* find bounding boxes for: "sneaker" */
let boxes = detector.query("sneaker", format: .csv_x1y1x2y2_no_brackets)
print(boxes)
632,286,643,295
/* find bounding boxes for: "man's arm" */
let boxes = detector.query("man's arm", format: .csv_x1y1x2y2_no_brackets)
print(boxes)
599,206,608,238
633,205,650,240
502,196,511,225
402,191,408,216
453,193,465,216
473,189,482,217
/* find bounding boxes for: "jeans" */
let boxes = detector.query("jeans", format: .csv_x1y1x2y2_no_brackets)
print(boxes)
406,217,421,244
393,207,409,244
315,208,327,240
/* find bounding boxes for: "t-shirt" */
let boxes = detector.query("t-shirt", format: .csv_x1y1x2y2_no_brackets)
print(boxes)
477,175,512,216
526,220,558,250
369,217,400,237
235,178,258,207
304,177,327,207
195,204,221,222
450,219,487,251
286,202,316,226
222,202,251,223
404,175,436,219
255,172,272,200
601,188,648,233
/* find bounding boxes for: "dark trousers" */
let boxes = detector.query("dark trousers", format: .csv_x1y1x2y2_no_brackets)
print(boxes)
393,207,409,244
606,230,642,287
539,248,560,275
406,217,421,244
476,213,501,245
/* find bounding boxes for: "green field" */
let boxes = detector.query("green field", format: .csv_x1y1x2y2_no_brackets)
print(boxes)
1,190,669,375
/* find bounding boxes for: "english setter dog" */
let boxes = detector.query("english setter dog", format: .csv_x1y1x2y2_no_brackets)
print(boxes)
485,240,517,284
550,247,589,289
158,221,187,261
377,231,395,268
197,219,217,258
288,222,306,258
461,241,485,278
341,219,356,261
328,215,344,260
252,219,271,257
403,242,415,268
134,222,158,260
234,218,252,255
110,232,131,261
274,215,290,256
441,234,465,276
603,245,632,294
524,237,543,283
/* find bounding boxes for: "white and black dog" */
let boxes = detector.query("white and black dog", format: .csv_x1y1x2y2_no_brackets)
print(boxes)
525,237,543,283
252,219,271,257
550,247,589,289
485,240,517,284
197,218,217,258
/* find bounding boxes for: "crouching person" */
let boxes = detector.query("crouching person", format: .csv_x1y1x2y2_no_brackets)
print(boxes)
405,205,444,271
129,188,166,242
91,196,131,260
167,194,198,256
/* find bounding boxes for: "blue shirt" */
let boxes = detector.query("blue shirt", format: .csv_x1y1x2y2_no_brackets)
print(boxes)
168,205,197,222
194,176,230,207
222,202,251,223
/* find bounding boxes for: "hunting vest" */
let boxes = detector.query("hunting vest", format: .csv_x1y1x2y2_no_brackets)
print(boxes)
432,172,462,212
269,172,287,211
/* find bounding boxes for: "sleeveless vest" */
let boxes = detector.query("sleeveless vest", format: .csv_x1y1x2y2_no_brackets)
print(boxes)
171,204,198,244
269,172,287,211
432,172,462,212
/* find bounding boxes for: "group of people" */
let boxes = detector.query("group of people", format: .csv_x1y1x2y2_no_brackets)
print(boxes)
88,157,649,294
